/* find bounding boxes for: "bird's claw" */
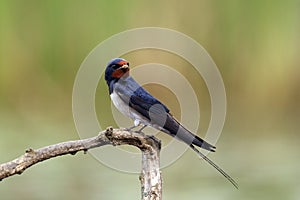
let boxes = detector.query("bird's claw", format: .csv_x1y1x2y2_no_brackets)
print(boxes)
124,125,136,132
136,125,147,134
124,125,147,135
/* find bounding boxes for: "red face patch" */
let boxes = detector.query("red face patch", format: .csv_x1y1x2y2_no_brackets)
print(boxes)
112,67,129,78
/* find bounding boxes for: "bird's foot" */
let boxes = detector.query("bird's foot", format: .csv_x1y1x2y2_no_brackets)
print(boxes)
124,125,147,135
124,125,136,131
135,125,147,134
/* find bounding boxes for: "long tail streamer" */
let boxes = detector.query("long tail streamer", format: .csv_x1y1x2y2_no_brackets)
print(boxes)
189,144,239,189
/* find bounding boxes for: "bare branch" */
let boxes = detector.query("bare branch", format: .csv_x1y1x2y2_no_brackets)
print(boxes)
0,127,162,200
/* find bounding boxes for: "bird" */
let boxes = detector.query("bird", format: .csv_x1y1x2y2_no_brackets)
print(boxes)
104,58,238,189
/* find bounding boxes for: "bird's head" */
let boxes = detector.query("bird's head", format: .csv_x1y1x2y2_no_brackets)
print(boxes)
105,58,130,85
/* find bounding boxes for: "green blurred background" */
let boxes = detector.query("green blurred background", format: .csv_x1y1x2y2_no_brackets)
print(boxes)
0,0,299,199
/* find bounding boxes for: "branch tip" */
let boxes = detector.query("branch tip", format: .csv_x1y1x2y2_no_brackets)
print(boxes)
0,127,162,199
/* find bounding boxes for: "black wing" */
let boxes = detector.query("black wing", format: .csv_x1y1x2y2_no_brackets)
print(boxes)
129,87,170,120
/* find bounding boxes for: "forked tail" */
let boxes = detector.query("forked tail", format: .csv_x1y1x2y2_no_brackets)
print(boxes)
189,144,239,189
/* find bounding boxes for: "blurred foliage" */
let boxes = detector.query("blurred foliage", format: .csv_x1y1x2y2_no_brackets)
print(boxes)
0,0,299,200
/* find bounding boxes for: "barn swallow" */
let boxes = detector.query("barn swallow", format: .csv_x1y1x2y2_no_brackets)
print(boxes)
105,58,238,188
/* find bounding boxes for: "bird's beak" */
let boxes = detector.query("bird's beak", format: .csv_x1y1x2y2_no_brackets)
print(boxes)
121,64,129,69
112,64,130,78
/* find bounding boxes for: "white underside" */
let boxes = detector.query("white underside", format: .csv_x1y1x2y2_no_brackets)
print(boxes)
110,91,151,127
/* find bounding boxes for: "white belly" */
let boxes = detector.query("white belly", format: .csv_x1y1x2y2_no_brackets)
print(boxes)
110,92,151,126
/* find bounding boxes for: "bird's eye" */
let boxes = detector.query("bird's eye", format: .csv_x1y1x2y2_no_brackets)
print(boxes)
111,64,119,69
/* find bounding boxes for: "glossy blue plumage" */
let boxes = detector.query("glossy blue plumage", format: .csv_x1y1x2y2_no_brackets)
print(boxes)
105,58,215,152
104,58,238,188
